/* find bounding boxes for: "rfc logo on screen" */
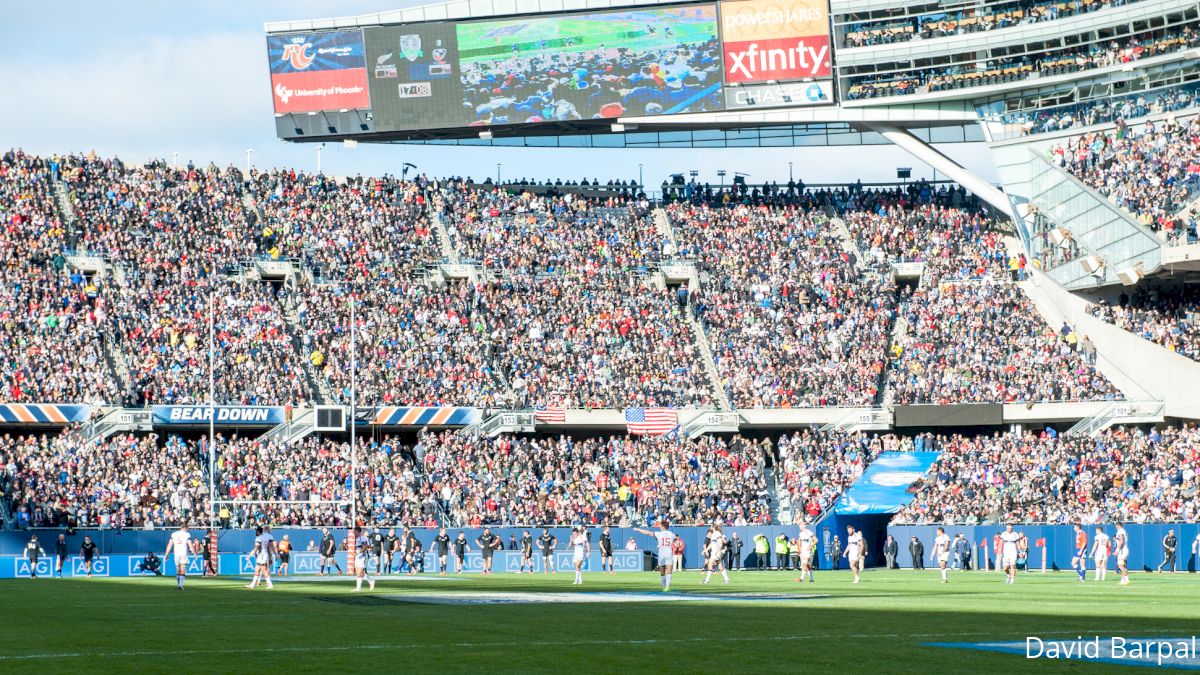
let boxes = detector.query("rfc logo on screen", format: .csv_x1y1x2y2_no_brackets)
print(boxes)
375,53,397,78
397,82,433,98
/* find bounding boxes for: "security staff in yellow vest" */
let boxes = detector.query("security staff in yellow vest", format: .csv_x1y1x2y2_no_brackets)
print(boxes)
774,534,790,570
753,534,770,570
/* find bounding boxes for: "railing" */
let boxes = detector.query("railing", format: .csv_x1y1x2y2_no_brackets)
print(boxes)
1065,400,1165,436
1024,151,1164,288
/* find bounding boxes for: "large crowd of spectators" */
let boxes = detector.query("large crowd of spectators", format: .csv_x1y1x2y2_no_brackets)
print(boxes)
669,202,895,407
842,0,1142,48
1,150,121,404
2,428,775,529
2,429,207,529
1087,286,1200,360
893,281,1118,403
1000,85,1200,137
893,426,1200,524
1051,115,1200,242
846,28,1198,100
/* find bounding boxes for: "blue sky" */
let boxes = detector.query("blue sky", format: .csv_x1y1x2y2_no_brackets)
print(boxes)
0,0,998,185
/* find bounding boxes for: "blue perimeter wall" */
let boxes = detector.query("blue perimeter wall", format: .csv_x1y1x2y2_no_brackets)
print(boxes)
0,526,807,578
4,524,1196,577
887,524,1200,572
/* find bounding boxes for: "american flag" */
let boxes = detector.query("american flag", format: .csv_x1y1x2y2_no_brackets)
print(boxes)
624,408,678,436
534,406,566,424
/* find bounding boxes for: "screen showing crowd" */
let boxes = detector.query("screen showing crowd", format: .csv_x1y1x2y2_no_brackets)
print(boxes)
457,6,724,125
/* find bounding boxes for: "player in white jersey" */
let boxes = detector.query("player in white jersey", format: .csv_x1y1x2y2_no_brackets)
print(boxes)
570,526,590,586
998,524,1021,585
353,529,376,592
1091,526,1111,581
636,520,677,591
247,525,276,590
164,524,192,590
932,527,952,583
703,525,730,585
795,523,817,583
844,525,865,583
1113,523,1130,585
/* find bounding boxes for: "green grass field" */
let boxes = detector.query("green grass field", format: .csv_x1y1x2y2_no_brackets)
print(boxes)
3,569,1198,672
456,10,718,65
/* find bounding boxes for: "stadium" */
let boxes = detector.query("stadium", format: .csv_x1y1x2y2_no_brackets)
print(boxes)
3,0,1200,670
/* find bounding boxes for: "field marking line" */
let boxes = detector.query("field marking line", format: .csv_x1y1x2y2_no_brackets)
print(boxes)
0,627,1165,661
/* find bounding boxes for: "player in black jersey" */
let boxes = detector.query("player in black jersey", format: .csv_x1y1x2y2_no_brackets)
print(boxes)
453,532,469,574
54,534,68,578
80,535,98,577
370,528,384,574
518,530,535,574
24,535,45,578
537,528,557,574
434,527,451,575
599,525,614,575
407,534,424,574
319,527,342,575
476,528,500,575
383,529,399,574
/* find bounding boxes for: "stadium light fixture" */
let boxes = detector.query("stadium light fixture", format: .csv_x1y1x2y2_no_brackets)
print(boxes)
611,123,626,133
307,111,318,116
479,130,493,140
343,139,358,149
339,108,349,113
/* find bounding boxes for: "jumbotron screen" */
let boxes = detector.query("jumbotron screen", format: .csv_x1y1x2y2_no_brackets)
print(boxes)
266,0,833,134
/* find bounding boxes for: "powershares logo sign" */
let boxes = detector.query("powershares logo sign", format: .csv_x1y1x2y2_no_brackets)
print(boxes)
267,30,370,114
719,0,832,84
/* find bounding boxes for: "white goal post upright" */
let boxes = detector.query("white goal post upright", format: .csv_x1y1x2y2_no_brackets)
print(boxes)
349,290,357,531
208,264,217,531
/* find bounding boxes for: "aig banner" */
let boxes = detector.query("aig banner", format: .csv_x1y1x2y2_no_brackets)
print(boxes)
719,0,832,84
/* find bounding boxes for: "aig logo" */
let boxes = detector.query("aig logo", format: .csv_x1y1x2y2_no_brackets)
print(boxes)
15,559,51,577
72,557,109,577
292,553,323,574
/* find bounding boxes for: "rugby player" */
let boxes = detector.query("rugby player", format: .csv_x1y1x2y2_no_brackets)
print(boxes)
165,524,192,590
1091,526,1110,581
54,533,68,578
635,520,677,592
453,531,470,574
1071,524,1088,582
318,527,342,576
795,522,817,583
599,525,614,575
353,529,375,592
434,527,451,575
1114,523,1130,585
80,535,98,578
537,528,557,574
246,525,275,590
570,526,590,585
998,524,1021,585
702,524,730,585
519,529,535,574
931,527,951,583
845,525,865,583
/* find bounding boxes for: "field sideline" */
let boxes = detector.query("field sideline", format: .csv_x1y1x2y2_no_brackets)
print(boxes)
2,570,1198,672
